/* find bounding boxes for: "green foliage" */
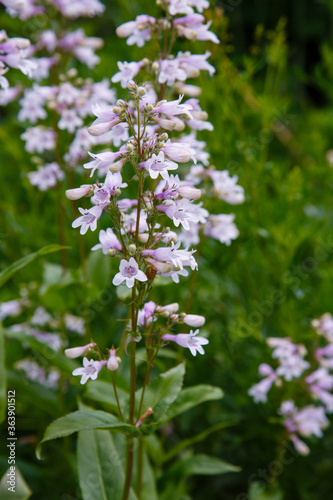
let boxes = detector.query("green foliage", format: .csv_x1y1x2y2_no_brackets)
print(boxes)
0,245,69,289
0,467,32,500
38,410,140,457
0,326,5,422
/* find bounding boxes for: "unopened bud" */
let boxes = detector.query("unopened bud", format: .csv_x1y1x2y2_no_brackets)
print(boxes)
126,143,134,152
65,342,97,359
160,133,168,141
115,188,121,196
183,314,205,327
128,80,137,91
108,248,116,256
146,104,154,112
129,244,136,252
67,68,78,78
137,86,146,97
152,61,160,72
142,58,149,65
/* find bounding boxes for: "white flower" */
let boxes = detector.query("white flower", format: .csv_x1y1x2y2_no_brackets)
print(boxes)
72,357,104,384
162,329,209,356
112,257,148,288
72,205,103,234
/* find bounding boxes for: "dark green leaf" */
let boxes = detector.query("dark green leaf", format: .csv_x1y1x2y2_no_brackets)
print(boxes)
0,245,70,288
0,467,32,499
0,325,6,422
38,410,140,458
137,363,185,423
77,430,137,500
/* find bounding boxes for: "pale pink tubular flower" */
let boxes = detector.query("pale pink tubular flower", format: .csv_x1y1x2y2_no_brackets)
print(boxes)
72,205,103,234
112,257,147,288
154,95,193,119
162,329,209,356
66,184,92,200
111,60,144,88
183,314,205,327
248,363,277,403
162,140,196,163
139,151,178,180
91,228,122,254
65,342,97,359
84,150,123,176
88,103,122,136
72,357,106,384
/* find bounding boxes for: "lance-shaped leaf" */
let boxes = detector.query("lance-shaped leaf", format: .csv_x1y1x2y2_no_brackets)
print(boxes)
136,363,185,423
37,410,140,458
0,466,32,499
0,244,69,288
167,452,240,478
77,430,137,500
143,384,223,433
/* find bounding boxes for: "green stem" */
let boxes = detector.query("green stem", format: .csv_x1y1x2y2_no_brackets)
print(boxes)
121,288,137,500
137,439,144,500
111,372,124,422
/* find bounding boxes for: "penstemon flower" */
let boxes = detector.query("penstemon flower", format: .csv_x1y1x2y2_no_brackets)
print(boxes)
249,314,333,455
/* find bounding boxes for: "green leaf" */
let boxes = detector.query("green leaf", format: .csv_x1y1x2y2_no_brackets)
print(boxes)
169,453,240,477
0,325,6,422
161,384,223,422
84,381,129,414
0,466,32,499
77,430,137,500
38,410,140,458
137,363,185,423
0,244,69,288
159,420,238,465
248,482,283,500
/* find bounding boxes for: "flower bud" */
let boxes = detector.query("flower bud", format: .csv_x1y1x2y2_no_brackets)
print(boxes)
152,61,160,72
113,106,122,114
137,86,146,97
128,80,137,91
160,133,168,141
107,349,121,371
66,185,92,200
183,314,205,327
115,188,121,196
146,104,154,112
144,257,173,273
178,186,201,200
138,233,149,244
67,68,78,78
126,143,134,152
129,244,136,252
108,248,116,256
65,342,97,359
158,303,179,317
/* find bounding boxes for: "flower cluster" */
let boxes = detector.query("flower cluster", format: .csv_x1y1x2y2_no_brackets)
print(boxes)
65,300,208,385
66,0,241,384
1,0,110,192
0,289,85,389
0,29,36,92
249,315,333,455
